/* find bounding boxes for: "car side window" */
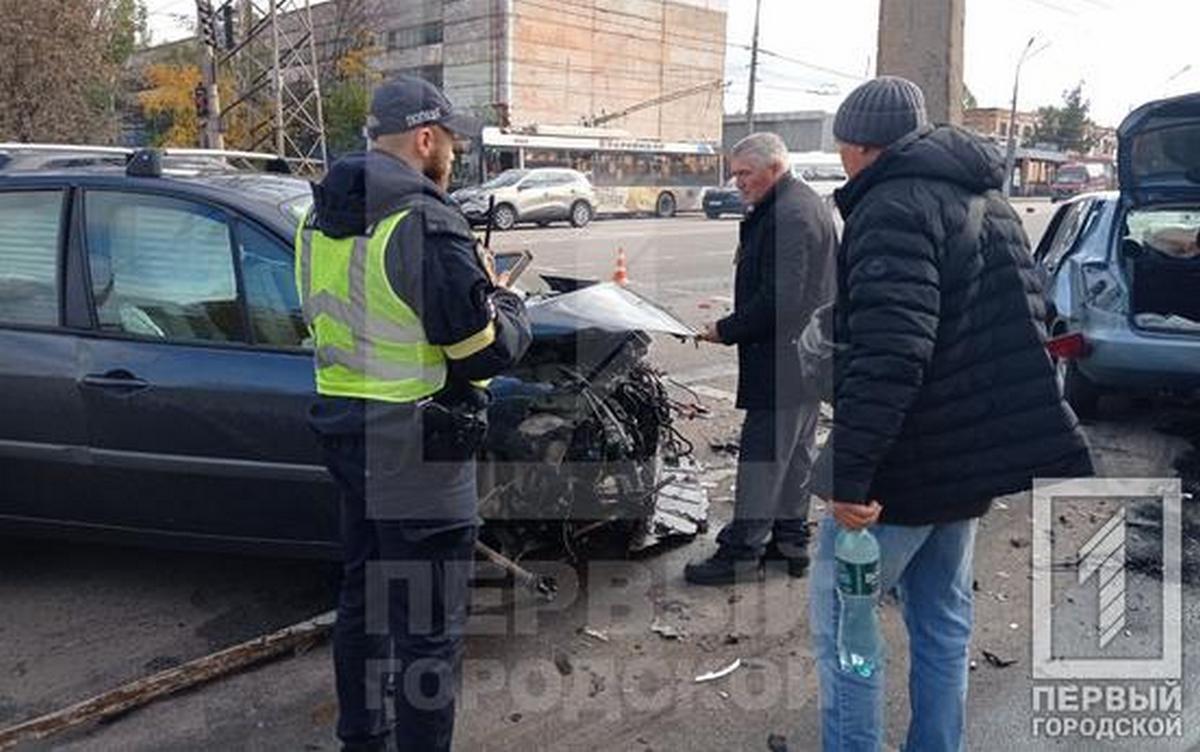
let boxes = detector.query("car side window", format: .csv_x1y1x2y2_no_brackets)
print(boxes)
85,191,245,343
0,191,63,327
237,222,308,349
1038,200,1092,273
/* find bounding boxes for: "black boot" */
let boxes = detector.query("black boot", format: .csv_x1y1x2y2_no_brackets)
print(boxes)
684,552,763,585
764,539,810,578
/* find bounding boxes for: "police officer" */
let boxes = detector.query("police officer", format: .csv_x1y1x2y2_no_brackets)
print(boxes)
296,76,532,752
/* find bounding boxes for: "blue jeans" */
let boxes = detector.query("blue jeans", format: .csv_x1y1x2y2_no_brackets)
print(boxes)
809,515,978,752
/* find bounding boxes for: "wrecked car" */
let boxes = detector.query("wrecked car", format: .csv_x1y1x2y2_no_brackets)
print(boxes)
1038,93,1200,418
0,146,707,559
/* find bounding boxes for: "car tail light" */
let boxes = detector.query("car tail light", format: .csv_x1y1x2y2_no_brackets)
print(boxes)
1047,332,1091,360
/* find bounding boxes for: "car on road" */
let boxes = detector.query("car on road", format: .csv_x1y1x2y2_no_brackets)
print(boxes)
1050,161,1113,202
0,147,704,559
1036,93,1200,418
702,178,743,219
451,168,596,230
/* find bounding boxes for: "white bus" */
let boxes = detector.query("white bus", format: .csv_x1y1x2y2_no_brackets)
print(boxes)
477,126,722,218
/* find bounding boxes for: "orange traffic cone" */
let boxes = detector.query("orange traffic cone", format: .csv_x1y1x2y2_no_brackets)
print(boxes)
613,247,629,286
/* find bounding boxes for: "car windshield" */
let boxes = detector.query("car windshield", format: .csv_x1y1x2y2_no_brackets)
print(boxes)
281,194,313,223
482,170,527,189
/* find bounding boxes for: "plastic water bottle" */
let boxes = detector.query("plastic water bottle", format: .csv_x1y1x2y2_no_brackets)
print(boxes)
835,526,882,678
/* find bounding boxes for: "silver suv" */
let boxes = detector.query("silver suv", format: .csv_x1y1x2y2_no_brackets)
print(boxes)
453,168,596,230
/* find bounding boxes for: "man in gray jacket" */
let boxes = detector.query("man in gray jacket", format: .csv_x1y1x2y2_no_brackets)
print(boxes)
687,132,837,585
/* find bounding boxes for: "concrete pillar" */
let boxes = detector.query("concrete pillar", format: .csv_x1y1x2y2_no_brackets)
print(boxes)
877,0,965,125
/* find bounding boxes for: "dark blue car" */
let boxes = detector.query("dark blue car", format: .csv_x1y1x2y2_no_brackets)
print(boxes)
0,149,706,559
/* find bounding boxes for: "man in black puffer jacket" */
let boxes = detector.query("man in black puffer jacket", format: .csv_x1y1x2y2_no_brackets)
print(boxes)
807,77,1093,752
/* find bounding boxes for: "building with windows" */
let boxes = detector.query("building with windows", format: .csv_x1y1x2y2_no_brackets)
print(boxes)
963,107,1040,144
297,0,726,145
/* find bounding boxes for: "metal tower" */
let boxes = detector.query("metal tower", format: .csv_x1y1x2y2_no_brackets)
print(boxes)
206,0,328,173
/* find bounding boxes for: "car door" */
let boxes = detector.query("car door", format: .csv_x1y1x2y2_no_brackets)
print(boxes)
516,173,555,220
76,188,337,552
0,187,95,532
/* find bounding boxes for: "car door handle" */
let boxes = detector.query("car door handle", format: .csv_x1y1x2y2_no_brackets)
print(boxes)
81,370,150,391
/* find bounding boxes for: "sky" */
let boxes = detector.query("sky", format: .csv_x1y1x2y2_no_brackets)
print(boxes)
146,0,1200,128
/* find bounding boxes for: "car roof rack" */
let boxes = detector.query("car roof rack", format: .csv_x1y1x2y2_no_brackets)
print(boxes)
0,143,293,176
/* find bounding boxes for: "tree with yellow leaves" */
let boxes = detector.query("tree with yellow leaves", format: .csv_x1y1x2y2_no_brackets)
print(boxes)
138,63,202,147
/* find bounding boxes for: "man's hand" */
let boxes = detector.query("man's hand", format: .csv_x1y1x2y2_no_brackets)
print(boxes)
696,321,724,344
832,500,882,530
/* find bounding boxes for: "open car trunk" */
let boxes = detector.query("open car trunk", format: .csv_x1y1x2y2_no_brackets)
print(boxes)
1125,210,1200,334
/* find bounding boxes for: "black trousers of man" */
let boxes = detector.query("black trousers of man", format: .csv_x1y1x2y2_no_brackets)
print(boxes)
320,431,476,752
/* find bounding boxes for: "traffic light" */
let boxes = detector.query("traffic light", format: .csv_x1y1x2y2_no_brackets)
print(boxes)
196,0,217,48
194,83,209,119
221,2,236,50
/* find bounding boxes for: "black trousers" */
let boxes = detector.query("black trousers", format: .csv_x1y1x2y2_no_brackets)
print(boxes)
321,433,477,752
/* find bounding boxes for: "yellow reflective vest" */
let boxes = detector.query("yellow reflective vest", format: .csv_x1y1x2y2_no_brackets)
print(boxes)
295,209,448,403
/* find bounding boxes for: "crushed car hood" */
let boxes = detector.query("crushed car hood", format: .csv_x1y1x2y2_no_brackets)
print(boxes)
526,282,696,338
1119,92,1200,206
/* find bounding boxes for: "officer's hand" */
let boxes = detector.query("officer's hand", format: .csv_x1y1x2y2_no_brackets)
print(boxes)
696,321,723,344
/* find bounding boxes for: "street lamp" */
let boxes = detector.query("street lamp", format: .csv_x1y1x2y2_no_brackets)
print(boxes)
1002,36,1037,198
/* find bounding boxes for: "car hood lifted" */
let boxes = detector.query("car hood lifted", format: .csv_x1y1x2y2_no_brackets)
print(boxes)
478,276,709,559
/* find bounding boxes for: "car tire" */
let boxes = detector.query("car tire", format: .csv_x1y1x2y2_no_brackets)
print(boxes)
491,203,517,231
569,200,593,228
705,210,721,220
1058,358,1102,420
536,220,551,228
655,192,677,219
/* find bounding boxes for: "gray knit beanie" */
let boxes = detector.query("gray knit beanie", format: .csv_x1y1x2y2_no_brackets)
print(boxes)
833,76,928,147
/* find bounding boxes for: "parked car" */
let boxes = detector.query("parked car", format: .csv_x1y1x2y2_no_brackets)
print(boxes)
702,178,743,219
1036,93,1200,418
0,148,705,559
1050,161,1113,202
451,168,596,230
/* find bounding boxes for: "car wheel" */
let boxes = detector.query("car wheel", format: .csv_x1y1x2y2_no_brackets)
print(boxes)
655,192,677,219
705,210,721,220
570,200,593,228
492,204,517,231
536,220,551,228
1057,358,1102,419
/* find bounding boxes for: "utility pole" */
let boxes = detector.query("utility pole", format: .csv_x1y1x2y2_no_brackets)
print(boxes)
196,0,225,149
216,0,327,173
1003,36,1037,198
745,0,762,134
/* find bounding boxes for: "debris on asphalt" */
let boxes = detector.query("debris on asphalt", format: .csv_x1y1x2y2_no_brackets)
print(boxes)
709,440,740,456
1009,622,1020,631
724,632,746,645
992,592,1009,603
1009,537,1029,549
768,733,790,752
579,626,610,643
994,501,1010,511
509,712,523,723
694,658,742,683
995,571,1010,579
0,609,337,750
649,618,685,640
972,579,980,592
982,650,1018,669
969,660,978,671
554,651,574,676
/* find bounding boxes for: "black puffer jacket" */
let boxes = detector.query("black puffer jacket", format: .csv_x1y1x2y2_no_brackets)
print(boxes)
831,125,1093,525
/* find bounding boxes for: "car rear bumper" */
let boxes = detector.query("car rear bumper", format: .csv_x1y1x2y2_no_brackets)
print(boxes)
1076,318,1200,392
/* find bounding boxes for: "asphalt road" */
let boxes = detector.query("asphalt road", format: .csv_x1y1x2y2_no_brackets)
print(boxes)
8,202,1197,752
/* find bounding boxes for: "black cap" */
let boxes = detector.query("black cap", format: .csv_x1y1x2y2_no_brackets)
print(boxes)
366,75,481,139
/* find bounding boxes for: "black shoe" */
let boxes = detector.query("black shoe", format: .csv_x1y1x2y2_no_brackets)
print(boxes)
684,553,763,585
764,540,810,578
341,738,389,752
